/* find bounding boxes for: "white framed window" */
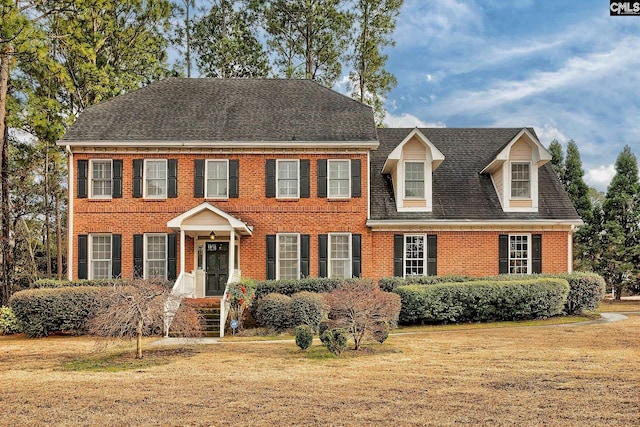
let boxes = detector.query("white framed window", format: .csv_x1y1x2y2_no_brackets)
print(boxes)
206,160,228,198
511,162,531,199
90,160,112,199
328,160,350,198
404,161,425,198
404,235,425,277
329,233,351,279
144,159,167,199
89,234,112,279
277,160,299,198
277,233,299,280
144,233,167,279
509,234,530,274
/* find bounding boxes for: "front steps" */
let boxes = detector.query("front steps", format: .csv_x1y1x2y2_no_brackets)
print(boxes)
185,298,222,338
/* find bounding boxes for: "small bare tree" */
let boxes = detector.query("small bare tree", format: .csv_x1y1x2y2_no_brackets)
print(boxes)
87,279,201,358
325,281,401,351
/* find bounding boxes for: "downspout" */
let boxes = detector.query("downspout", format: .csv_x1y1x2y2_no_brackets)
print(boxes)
568,224,575,273
66,146,74,280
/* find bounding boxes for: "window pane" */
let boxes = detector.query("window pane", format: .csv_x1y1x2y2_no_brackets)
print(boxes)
278,234,299,280
91,235,111,279
511,163,531,198
405,235,425,276
91,161,112,197
277,161,298,197
509,235,529,274
329,234,350,279
405,162,425,198
329,161,350,198
146,234,166,278
207,161,228,197
145,161,167,197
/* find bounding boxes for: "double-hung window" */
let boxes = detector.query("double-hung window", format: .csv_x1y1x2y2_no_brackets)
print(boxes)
328,160,350,198
277,160,299,198
329,233,351,278
145,234,167,279
509,234,530,274
90,160,112,199
404,162,425,198
206,160,228,198
511,162,531,198
277,233,299,280
89,234,112,279
404,235,425,276
144,160,167,199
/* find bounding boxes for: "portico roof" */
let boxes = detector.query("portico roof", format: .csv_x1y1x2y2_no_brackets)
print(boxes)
167,202,253,235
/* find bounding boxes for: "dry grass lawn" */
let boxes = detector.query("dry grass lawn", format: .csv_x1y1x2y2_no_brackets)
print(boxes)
1,308,639,426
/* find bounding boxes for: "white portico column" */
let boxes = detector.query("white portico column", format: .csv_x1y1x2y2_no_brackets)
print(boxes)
229,229,235,280
180,229,185,276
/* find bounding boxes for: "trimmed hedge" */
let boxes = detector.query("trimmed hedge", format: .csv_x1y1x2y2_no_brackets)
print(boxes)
545,273,606,314
395,278,569,325
378,275,472,292
9,287,106,337
0,306,21,335
255,293,292,331
253,277,372,300
30,279,127,289
290,292,326,332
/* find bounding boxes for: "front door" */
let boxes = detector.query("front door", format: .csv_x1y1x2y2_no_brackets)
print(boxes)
205,242,228,296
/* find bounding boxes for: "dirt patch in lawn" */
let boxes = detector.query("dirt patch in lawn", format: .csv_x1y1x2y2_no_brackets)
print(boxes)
1,316,639,426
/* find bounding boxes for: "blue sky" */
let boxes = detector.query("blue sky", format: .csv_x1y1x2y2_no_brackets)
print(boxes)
359,0,640,191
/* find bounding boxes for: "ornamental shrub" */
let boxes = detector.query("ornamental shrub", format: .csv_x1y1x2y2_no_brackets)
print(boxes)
549,272,606,314
30,279,127,289
295,325,314,350
320,328,348,356
395,278,569,325
9,287,105,337
255,293,292,331
378,275,471,292
0,306,22,335
290,292,326,332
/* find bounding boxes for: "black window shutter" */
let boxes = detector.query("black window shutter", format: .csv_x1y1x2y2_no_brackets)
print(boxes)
427,234,437,276
77,160,88,198
194,160,204,198
352,234,362,278
317,159,327,198
499,234,509,274
167,233,177,280
78,234,88,279
229,159,239,198
111,234,122,278
168,159,178,198
318,234,328,278
112,160,123,198
532,234,542,274
300,160,310,198
300,234,310,278
351,159,361,198
393,234,404,277
266,160,276,198
133,234,144,278
132,159,143,198
266,235,276,280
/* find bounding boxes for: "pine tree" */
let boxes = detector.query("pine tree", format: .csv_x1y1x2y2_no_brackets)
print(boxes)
598,145,640,299
564,140,592,224
548,139,564,183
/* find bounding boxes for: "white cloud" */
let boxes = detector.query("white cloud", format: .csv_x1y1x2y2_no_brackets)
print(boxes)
383,112,446,128
585,164,615,192
535,125,568,146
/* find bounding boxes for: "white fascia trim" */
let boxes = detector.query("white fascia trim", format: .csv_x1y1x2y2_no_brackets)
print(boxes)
480,128,551,174
167,202,253,234
66,146,74,280
59,140,380,150
367,219,584,228
382,128,445,174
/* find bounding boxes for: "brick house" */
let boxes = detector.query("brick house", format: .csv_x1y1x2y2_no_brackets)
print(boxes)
58,78,582,299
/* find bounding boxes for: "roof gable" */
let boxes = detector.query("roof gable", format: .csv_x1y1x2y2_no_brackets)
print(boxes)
381,128,445,174
480,128,552,174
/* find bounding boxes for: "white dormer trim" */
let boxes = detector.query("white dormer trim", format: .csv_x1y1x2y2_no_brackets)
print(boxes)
381,128,445,213
482,128,551,213
167,202,253,235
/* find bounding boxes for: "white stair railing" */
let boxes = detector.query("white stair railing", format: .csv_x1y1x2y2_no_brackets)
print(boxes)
164,272,195,337
219,269,241,338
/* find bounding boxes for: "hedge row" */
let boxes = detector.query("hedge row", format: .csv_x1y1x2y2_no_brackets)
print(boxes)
395,278,569,324
9,287,106,337
255,291,327,331
30,279,127,289
253,277,372,300
378,275,472,292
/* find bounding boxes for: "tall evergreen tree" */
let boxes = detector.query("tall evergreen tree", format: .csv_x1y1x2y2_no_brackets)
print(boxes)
348,0,402,125
171,0,198,77
597,145,640,299
191,0,269,78
548,139,564,183
263,0,353,85
564,140,592,224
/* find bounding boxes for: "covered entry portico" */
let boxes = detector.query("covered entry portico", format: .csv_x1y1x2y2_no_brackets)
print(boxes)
167,202,253,298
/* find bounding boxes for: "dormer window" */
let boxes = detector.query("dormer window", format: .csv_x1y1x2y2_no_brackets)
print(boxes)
511,162,531,199
404,162,425,198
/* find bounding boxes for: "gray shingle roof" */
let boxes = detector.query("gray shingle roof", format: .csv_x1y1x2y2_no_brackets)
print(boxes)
371,128,581,221
60,78,377,143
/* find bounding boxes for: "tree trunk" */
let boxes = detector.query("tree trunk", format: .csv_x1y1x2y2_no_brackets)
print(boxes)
56,190,62,280
44,145,52,277
0,46,11,305
136,319,144,359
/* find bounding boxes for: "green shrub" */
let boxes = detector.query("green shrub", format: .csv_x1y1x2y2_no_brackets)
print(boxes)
0,306,22,335
30,279,127,289
318,320,330,336
372,320,390,344
295,325,314,350
320,328,348,356
395,278,569,325
9,287,106,337
290,292,326,332
548,272,606,314
378,275,472,292
255,293,292,331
